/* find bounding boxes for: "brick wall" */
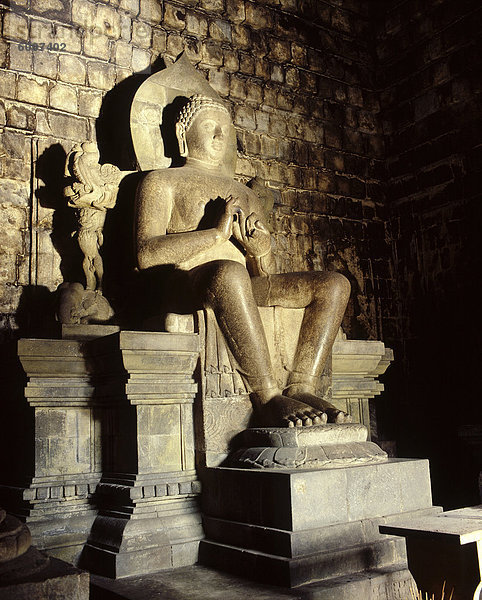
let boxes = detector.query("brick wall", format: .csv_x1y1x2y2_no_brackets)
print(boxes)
0,0,390,342
378,0,482,507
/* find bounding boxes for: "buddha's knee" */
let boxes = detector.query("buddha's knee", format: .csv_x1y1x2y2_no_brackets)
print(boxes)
205,260,251,298
329,272,351,300
314,271,351,302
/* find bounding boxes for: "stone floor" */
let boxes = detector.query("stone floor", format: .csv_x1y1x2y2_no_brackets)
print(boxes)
90,563,415,600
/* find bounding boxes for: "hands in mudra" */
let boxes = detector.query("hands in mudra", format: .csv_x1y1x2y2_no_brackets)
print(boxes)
215,196,271,258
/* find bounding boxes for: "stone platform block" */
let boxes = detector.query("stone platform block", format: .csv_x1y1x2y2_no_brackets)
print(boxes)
199,536,407,587
200,459,435,588
202,459,433,531
202,505,440,560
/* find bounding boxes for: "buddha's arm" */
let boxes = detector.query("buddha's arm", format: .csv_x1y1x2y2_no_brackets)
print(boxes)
135,175,234,269
244,232,277,277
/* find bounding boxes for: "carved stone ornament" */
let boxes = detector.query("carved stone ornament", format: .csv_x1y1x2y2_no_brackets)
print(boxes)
64,142,122,292
59,142,123,325
227,423,388,469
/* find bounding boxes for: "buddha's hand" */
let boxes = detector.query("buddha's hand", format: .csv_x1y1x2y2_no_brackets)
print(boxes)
215,197,236,241
234,211,271,258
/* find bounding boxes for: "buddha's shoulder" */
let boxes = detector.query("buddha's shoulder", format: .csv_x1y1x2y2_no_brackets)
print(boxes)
231,178,256,195
139,166,231,187
139,167,182,187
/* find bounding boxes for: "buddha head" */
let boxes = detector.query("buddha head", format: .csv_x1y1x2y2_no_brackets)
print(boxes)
175,95,231,167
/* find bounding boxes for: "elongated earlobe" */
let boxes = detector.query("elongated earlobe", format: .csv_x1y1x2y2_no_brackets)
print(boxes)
176,123,188,157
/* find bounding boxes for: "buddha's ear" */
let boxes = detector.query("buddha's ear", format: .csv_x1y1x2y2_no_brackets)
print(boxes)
175,122,188,157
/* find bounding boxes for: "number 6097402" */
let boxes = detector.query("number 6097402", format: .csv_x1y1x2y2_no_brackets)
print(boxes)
18,42,67,51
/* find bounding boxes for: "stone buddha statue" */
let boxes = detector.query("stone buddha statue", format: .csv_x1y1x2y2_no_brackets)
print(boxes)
135,94,351,428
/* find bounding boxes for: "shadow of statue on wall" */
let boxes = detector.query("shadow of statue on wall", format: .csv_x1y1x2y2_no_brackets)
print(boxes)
93,65,166,327
36,143,84,287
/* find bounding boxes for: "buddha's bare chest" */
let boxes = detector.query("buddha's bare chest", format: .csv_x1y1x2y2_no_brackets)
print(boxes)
167,174,250,233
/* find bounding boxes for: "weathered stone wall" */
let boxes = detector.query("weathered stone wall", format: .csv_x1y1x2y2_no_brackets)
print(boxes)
377,0,482,507
0,0,389,343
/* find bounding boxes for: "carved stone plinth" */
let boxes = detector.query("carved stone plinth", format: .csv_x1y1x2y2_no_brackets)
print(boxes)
228,424,387,469
81,331,204,578
1,330,203,577
0,338,102,565
199,458,439,596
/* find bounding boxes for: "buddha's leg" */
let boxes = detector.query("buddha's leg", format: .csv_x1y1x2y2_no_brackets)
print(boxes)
251,271,351,423
190,260,325,427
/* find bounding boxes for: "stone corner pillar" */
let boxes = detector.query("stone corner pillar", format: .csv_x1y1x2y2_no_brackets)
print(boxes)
0,337,102,566
81,330,204,578
332,338,394,436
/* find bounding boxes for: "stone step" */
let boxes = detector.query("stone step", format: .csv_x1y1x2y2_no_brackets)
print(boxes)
203,506,442,558
199,536,407,587
90,563,416,600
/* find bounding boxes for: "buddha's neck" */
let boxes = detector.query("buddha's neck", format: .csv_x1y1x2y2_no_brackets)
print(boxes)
185,156,223,173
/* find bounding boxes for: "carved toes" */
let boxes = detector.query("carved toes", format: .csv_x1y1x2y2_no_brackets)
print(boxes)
333,410,351,424
310,411,327,425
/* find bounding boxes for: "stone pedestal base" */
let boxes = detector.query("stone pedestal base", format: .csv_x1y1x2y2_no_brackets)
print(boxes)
228,424,387,469
200,458,439,592
0,337,107,565
79,330,204,578
3,330,203,578
82,495,203,578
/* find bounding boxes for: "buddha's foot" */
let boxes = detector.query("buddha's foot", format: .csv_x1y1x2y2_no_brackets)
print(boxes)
284,391,351,424
255,395,327,428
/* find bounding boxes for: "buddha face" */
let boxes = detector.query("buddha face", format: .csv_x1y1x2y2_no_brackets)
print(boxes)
184,108,231,166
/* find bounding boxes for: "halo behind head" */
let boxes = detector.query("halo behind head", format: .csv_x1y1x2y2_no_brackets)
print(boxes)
131,52,237,175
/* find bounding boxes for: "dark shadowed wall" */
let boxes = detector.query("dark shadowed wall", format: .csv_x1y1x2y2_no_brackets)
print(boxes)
376,0,482,508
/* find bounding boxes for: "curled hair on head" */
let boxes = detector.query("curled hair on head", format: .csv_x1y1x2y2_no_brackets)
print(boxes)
176,94,230,139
